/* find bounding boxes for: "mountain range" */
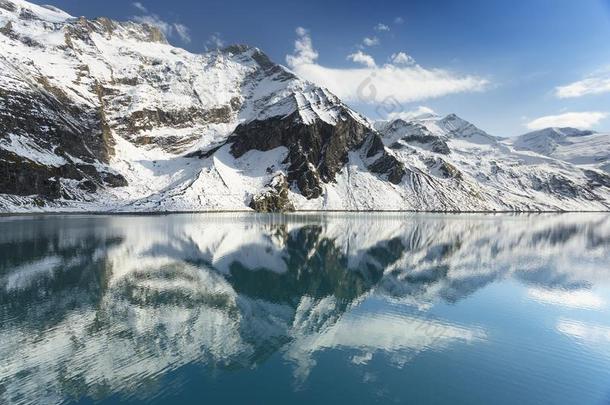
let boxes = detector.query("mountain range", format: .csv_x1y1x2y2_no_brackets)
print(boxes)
1,0,609,212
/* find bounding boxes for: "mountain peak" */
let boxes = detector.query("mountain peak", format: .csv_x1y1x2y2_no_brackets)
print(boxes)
0,0,72,22
550,127,595,137
518,127,596,142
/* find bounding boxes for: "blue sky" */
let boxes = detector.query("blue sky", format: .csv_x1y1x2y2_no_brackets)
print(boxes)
31,0,610,136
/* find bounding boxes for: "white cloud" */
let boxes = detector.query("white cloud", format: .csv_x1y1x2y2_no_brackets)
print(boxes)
390,52,416,66
173,23,191,43
394,16,404,24
386,106,437,121
526,111,608,130
286,29,488,104
362,36,379,47
286,27,319,66
206,32,225,50
132,2,147,13
374,23,390,32
132,6,190,43
347,51,376,68
555,68,610,98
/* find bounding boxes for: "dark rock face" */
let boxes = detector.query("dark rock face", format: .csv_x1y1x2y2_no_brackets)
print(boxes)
423,157,463,180
0,0,16,12
249,174,295,212
125,106,233,133
360,134,407,184
584,170,610,189
231,111,372,199
401,135,450,155
0,86,112,162
231,111,407,198
0,149,127,200
0,82,125,200
380,120,450,155
530,173,598,201
0,151,63,199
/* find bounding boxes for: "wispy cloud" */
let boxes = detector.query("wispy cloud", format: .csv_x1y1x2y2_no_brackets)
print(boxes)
132,3,191,43
173,23,191,43
362,36,379,47
390,52,416,66
374,23,390,32
347,51,376,68
132,2,147,13
286,28,488,105
394,16,404,24
526,111,608,130
386,106,437,121
555,68,610,98
206,32,225,50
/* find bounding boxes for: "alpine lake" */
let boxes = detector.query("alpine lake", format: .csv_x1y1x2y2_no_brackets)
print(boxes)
1,213,609,404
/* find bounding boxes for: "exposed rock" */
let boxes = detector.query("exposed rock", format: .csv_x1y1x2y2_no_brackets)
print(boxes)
360,134,406,184
125,107,210,132
249,174,295,212
0,21,13,36
424,157,463,180
101,172,129,188
531,173,597,201
0,149,126,200
0,0,16,12
401,134,450,154
231,111,371,199
584,170,610,189
377,119,450,154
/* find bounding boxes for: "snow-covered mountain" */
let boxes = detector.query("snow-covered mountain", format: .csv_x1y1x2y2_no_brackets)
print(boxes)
372,113,610,210
509,127,610,174
0,0,608,212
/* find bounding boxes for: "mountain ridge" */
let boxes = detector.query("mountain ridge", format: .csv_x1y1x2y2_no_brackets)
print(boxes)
0,0,609,212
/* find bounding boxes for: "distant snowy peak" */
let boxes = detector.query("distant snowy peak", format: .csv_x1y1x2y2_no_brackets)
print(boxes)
376,113,498,144
513,127,596,149
421,114,499,144
511,127,609,172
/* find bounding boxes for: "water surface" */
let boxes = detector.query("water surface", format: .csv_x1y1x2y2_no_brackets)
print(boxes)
0,213,609,404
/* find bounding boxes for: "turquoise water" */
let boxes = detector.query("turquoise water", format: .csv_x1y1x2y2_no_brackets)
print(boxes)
0,213,609,404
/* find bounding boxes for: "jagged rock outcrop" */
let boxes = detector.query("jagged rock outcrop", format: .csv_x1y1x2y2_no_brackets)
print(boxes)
248,174,295,212
230,110,398,198
359,134,407,184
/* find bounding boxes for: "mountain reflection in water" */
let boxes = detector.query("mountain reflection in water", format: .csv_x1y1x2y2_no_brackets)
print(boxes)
0,213,609,405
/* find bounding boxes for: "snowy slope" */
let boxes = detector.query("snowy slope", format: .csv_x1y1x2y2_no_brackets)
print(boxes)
371,114,610,211
509,127,610,173
0,0,609,212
